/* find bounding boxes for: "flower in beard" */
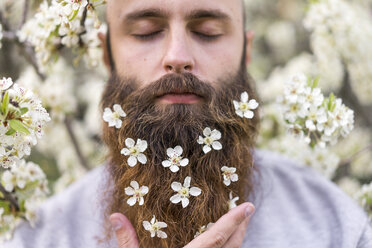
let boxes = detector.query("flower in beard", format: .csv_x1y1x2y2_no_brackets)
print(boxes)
228,192,239,210
194,222,215,238
162,146,189,173
125,180,149,206
143,215,168,239
233,91,259,119
197,127,222,154
221,166,239,186
120,138,147,167
102,104,126,129
170,176,202,208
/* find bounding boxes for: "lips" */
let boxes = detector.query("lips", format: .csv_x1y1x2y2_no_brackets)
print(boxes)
156,92,202,104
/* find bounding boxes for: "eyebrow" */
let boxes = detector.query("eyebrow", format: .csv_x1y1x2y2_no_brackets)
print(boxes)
122,7,231,22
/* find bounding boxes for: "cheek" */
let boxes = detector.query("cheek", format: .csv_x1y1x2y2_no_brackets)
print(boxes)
114,41,163,80
195,40,242,83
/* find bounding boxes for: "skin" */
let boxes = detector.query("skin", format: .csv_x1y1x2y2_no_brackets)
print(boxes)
101,0,256,246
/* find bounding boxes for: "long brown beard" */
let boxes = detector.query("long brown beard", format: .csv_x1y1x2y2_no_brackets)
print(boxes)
100,66,259,247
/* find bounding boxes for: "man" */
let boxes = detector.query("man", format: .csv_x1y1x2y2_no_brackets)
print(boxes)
4,0,372,247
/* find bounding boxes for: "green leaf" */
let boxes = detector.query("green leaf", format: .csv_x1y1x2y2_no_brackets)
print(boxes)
2,91,9,116
9,120,30,135
20,107,29,116
0,200,10,213
312,76,320,89
5,128,16,136
69,9,79,21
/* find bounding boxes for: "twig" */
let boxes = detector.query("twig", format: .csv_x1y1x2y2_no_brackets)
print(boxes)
0,184,20,211
64,116,90,170
339,143,372,167
19,0,29,29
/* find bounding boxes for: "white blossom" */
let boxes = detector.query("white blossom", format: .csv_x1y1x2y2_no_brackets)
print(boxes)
103,104,126,129
170,176,202,208
194,222,214,238
233,91,259,119
162,146,189,172
124,181,149,206
228,192,239,210
221,166,238,186
120,138,148,167
0,77,13,91
197,127,222,154
143,215,167,239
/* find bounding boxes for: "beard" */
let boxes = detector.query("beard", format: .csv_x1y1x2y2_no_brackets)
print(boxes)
99,64,260,247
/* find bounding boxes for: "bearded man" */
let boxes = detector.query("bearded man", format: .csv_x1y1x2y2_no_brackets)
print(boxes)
4,0,372,248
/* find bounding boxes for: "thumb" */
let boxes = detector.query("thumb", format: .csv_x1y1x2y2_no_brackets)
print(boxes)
109,213,139,248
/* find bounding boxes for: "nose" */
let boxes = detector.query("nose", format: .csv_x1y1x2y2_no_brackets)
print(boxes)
162,29,195,74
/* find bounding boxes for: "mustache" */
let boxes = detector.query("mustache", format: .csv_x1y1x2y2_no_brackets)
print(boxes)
128,72,216,103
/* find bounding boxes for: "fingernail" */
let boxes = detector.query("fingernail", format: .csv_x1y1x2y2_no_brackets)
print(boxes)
110,216,122,231
245,203,255,218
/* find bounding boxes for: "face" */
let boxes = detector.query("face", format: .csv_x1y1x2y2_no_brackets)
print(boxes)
100,1,258,247
105,0,248,93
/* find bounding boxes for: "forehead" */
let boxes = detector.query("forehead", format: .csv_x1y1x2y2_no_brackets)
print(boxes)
107,0,244,26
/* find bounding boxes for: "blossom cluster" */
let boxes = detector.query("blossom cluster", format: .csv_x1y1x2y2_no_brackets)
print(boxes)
304,0,372,104
278,74,354,148
0,77,51,168
18,0,105,71
0,159,49,242
355,182,372,219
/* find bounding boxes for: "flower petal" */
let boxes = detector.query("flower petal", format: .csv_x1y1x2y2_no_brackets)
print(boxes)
180,158,189,167
127,197,137,206
231,174,239,182
157,222,167,228
139,197,144,205
210,130,221,140
137,139,148,152
203,127,212,137
184,176,191,188
137,153,147,164
243,111,254,119
189,187,202,196
170,165,180,173
248,99,259,109
157,230,167,239
143,221,151,230
197,136,204,144
125,186,135,195
203,145,211,154
125,138,135,148
223,179,231,186
128,156,137,167
162,160,171,167
212,141,222,150
181,198,190,208
171,182,182,191
170,194,181,203
174,146,183,156
166,148,174,158
120,148,130,156
130,181,139,189
241,91,248,102
141,186,149,195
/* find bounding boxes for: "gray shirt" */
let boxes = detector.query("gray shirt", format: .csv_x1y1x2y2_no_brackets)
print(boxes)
4,150,372,248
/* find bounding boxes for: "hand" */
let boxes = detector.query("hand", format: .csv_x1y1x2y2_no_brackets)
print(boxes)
109,202,255,248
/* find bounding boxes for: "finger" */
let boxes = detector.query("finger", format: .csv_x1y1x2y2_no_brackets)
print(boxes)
221,205,255,248
185,202,255,248
109,213,139,248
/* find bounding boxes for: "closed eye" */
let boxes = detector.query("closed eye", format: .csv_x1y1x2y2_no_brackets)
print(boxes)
192,31,221,41
133,30,163,41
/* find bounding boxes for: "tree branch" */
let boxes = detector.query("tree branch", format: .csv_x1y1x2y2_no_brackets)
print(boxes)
0,184,20,211
64,116,90,170
19,0,29,29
